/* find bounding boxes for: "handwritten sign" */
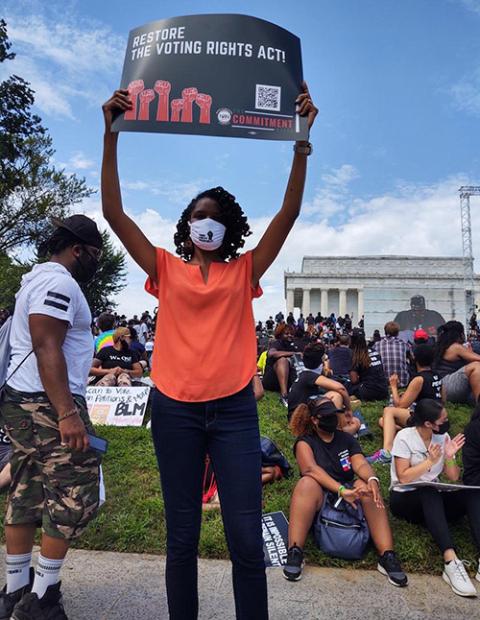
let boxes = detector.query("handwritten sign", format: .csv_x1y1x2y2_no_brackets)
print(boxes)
86,386,150,426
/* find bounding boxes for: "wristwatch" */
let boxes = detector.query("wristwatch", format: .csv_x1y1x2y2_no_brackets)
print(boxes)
293,142,313,156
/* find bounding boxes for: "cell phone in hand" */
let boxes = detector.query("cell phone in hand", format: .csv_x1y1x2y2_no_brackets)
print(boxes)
87,433,108,454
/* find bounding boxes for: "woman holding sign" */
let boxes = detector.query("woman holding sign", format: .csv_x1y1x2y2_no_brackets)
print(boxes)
101,85,317,619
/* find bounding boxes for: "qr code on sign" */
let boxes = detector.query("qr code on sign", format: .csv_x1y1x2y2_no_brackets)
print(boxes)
255,84,281,112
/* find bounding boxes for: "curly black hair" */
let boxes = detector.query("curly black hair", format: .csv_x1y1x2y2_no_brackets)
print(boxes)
173,187,251,261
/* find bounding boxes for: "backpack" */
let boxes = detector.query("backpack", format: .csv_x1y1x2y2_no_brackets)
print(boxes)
260,436,292,478
313,491,370,560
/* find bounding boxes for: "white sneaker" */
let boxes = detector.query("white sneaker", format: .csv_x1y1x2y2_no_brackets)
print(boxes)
442,559,477,597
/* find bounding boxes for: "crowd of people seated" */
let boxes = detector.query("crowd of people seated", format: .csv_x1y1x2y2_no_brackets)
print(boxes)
254,312,480,597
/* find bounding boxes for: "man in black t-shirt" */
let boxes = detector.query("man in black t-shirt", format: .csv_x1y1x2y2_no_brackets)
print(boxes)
90,327,143,386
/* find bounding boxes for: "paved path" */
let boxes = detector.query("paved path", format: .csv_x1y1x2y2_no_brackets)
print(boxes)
1,549,479,619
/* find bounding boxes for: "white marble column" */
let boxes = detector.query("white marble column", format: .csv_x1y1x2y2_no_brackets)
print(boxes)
320,289,329,316
286,289,294,314
339,289,347,316
357,289,364,320
302,289,311,316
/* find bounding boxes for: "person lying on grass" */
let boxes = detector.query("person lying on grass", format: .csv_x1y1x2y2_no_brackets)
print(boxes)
368,344,445,465
287,343,360,435
389,398,478,598
282,396,407,587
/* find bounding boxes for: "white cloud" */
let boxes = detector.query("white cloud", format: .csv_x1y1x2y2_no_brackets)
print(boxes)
73,173,479,321
1,12,124,119
458,0,480,16
451,67,480,116
121,179,213,206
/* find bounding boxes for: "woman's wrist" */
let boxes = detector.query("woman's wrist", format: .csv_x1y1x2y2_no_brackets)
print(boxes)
445,457,457,467
337,485,346,497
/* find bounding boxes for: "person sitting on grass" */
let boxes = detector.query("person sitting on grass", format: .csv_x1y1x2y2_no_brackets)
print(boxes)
389,399,477,597
90,327,143,386
434,320,480,404
283,397,408,587
327,334,353,382
127,326,149,371
262,323,300,407
368,344,444,465
348,329,389,402
287,343,360,435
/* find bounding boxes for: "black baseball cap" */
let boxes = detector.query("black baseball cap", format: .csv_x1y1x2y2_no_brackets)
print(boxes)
308,398,344,418
52,215,103,249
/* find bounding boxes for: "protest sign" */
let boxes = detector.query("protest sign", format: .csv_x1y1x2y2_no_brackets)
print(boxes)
86,385,150,426
112,14,308,141
262,511,289,567
394,481,480,492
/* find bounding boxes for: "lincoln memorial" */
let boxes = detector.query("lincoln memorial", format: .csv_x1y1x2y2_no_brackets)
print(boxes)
284,256,480,335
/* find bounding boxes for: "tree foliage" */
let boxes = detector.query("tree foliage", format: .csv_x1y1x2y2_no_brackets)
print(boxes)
0,19,93,252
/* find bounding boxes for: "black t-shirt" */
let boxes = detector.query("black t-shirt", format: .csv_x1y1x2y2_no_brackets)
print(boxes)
266,319,274,330
354,350,388,392
266,339,299,367
294,431,363,484
415,370,442,402
288,370,321,414
463,418,480,486
329,346,353,375
96,346,140,370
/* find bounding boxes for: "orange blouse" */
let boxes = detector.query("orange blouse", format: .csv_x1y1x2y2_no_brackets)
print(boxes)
145,248,262,402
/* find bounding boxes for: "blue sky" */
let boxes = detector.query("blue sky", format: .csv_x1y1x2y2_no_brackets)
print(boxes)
2,0,480,318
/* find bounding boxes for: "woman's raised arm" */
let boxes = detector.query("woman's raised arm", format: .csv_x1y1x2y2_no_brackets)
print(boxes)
252,82,318,286
101,90,157,280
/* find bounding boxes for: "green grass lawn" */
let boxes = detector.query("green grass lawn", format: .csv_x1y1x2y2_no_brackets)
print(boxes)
6,393,477,574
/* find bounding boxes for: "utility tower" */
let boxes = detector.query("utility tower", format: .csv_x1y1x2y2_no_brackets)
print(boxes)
460,185,480,323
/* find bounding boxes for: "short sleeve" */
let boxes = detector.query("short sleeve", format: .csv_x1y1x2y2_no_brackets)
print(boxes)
145,248,167,298
132,351,140,364
391,431,412,460
346,433,363,456
27,274,79,327
95,348,107,363
293,435,315,457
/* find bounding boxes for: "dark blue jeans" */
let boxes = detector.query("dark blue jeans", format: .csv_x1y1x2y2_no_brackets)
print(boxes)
151,384,268,620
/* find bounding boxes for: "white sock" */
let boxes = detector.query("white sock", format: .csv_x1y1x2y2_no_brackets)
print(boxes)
31,555,64,599
6,552,32,593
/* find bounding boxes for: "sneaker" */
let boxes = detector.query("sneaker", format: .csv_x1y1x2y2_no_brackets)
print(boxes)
377,551,408,587
367,449,392,465
0,568,34,620
283,545,304,582
279,395,289,408
442,559,477,597
11,582,68,619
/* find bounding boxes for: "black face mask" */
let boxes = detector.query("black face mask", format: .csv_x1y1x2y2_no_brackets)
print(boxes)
73,249,99,283
433,420,450,435
120,340,130,352
316,415,338,433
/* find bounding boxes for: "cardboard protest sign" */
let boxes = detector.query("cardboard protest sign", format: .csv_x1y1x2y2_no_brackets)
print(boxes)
262,511,289,567
112,14,308,141
86,385,150,426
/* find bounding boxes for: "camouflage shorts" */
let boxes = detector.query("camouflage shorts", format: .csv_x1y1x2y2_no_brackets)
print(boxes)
0,386,101,541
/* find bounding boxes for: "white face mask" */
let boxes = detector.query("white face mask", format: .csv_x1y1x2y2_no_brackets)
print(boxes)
189,218,226,251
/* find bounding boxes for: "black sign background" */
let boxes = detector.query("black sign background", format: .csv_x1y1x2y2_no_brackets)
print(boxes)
112,14,308,141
